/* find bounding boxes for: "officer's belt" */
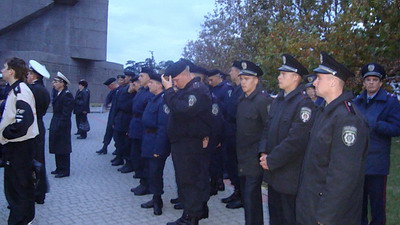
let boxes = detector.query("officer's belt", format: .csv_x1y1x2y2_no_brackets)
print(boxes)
145,128,158,134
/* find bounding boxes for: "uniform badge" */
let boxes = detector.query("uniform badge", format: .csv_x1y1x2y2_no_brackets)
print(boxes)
368,64,375,72
242,62,247,70
188,95,197,107
342,126,357,146
212,103,219,116
282,56,286,64
227,90,232,97
320,54,323,63
307,76,314,83
300,107,311,123
163,104,170,114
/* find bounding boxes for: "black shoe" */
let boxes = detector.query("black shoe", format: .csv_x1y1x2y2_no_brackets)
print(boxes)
133,184,150,196
153,195,163,215
170,197,179,204
112,150,117,155
141,199,154,208
210,179,218,196
55,173,70,178
111,158,124,166
74,132,80,135
226,199,243,209
119,164,134,173
77,136,86,139
221,189,241,204
132,173,140,179
217,178,225,191
96,148,107,154
173,202,184,210
35,198,45,204
167,213,194,225
110,156,118,163
201,204,209,219
51,170,59,175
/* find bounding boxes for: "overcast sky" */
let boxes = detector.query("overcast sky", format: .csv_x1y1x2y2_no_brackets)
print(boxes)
106,0,216,66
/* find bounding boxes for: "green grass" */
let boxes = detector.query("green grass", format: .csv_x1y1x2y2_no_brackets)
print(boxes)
387,137,400,225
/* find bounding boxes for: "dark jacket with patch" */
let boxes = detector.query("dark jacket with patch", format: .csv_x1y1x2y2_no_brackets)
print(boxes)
113,85,135,133
259,84,315,195
353,88,400,175
141,92,170,158
164,77,213,143
236,84,272,176
73,88,90,114
49,88,74,154
128,87,154,139
296,91,368,225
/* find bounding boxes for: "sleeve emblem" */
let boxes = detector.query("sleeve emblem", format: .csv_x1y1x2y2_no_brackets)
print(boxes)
163,104,170,114
342,126,357,146
188,95,197,107
212,103,219,116
300,107,312,123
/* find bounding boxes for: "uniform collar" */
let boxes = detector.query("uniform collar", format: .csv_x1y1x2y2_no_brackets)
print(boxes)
239,83,264,100
361,88,386,102
183,77,201,90
323,91,354,114
276,84,304,101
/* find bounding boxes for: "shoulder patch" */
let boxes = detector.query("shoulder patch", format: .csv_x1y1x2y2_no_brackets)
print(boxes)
342,126,357,146
13,85,21,95
300,107,312,123
227,90,232,97
188,95,197,107
344,101,355,114
212,103,219,116
192,82,200,88
163,104,170,114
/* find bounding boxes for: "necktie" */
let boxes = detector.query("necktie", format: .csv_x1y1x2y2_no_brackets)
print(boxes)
367,96,372,103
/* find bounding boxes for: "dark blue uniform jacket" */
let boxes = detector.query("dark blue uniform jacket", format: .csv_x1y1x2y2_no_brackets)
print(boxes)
353,88,400,175
128,87,154,139
141,92,170,158
113,86,135,132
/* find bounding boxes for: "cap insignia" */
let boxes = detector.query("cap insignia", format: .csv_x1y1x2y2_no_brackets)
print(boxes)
242,62,247,70
283,56,286,64
368,64,375,72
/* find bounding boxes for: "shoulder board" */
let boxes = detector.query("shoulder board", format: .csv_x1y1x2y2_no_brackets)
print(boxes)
65,90,70,93
191,81,201,88
387,92,397,98
343,101,355,114
260,90,270,98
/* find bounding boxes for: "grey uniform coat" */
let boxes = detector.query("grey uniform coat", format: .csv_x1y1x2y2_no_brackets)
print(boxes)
236,84,272,177
296,91,368,225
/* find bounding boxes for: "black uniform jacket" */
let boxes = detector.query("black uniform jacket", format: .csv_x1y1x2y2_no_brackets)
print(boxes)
258,84,315,195
296,91,368,225
74,88,90,114
236,84,272,177
29,79,50,120
49,88,74,154
164,77,213,143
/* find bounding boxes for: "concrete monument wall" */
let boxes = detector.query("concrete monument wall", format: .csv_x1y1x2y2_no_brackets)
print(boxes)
0,0,123,105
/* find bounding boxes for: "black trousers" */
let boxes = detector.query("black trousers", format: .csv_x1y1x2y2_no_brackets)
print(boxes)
171,139,210,218
146,157,167,195
113,130,130,160
55,154,70,175
222,135,240,189
209,146,223,181
75,113,88,138
362,175,387,225
102,122,114,147
268,185,296,225
33,119,48,202
240,175,264,225
4,139,35,225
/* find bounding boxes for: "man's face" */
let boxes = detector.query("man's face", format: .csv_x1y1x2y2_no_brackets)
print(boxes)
117,77,125,86
148,79,162,94
306,87,317,99
229,67,240,82
313,73,333,98
139,73,150,87
278,71,298,91
52,78,64,91
208,75,222,87
172,72,190,89
240,75,258,94
27,71,37,84
363,76,382,95
1,63,13,82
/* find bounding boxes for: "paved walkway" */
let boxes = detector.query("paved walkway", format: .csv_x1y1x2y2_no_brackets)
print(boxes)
0,113,269,225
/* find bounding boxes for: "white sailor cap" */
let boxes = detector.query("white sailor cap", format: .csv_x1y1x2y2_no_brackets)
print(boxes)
29,60,50,79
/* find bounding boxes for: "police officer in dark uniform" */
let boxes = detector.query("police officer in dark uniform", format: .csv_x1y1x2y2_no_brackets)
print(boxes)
258,54,315,225
353,63,400,225
128,68,155,194
236,60,272,225
296,52,369,225
27,60,51,204
162,60,213,225
74,79,90,139
207,69,233,195
49,72,74,178
304,74,325,106
222,61,244,209
96,77,119,154
110,72,135,167
139,73,170,215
